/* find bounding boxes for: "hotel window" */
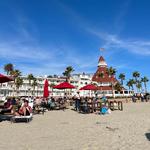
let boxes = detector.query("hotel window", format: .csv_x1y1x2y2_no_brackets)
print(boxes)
108,91,112,94
124,91,128,94
115,91,118,94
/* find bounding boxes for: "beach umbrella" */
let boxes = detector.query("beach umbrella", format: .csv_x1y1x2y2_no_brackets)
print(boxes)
53,82,75,89
79,84,97,90
43,79,49,98
0,74,13,83
79,84,97,97
53,82,75,96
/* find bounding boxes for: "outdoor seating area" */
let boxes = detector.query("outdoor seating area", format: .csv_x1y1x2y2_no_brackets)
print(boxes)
72,96,123,114
0,94,125,123
0,73,149,124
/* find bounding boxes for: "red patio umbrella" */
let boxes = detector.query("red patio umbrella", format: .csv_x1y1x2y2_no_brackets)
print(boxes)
53,82,75,89
43,79,49,98
79,84,97,90
0,74,13,83
79,84,97,97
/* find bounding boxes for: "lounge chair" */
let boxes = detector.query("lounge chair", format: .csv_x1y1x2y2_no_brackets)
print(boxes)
11,113,33,123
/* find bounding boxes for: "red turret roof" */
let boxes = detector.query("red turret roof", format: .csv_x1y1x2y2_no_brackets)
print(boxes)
98,56,105,62
92,56,117,83
92,67,117,83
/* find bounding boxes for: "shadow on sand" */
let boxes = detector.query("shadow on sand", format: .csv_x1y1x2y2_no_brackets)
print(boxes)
145,133,150,141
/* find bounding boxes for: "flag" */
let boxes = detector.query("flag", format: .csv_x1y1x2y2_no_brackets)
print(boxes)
99,48,105,51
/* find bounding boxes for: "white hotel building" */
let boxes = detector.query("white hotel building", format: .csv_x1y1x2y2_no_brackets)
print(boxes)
0,73,93,98
0,56,131,98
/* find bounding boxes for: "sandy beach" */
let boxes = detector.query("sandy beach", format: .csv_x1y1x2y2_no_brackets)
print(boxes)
0,102,150,150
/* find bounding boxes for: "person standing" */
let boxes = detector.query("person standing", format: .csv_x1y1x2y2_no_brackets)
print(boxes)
74,91,81,111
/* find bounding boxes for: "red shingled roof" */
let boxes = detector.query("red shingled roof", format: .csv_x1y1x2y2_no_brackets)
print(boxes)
92,67,117,83
97,86,112,90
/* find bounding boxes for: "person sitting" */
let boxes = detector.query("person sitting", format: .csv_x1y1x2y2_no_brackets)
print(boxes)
15,100,32,116
83,98,89,113
100,104,111,115
48,97,56,110
0,99,13,114
11,97,16,105
101,95,107,103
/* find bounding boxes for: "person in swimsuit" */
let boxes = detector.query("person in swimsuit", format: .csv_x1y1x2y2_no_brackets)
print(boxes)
15,100,32,116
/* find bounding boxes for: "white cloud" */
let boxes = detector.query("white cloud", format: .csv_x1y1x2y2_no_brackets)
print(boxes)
88,29,150,56
0,42,55,61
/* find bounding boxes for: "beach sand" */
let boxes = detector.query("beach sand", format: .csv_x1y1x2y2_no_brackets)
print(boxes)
0,102,150,150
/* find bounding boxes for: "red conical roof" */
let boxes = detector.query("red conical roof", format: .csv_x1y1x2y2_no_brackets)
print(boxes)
98,56,105,62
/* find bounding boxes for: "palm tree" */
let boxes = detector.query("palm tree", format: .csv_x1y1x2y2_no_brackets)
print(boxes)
47,75,53,78
106,66,116,98
132,71,140,93
137,80,142,93
10,69,21,96
27,74,34,85
63,66,74,82
10,69,21,78
27,74,34,96
114,82,122,92
133,71,140,81
118,73,125,96
15,77,23,96
126,79,135,94
141,76,149,93
126,81,132,94
4,63,14,75
129,79,135,91
32,77,38,96
118,73,125,85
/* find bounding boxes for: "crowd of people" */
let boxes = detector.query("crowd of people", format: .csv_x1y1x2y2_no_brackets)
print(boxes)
0,93,111,117
0,92,149,119
0,97,32,116
72,92,110,114
131,93,150,102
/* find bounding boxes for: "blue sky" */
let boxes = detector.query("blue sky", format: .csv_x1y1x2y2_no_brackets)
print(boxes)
0,0,150,90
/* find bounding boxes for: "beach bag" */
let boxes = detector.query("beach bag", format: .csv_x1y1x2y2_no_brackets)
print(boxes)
101,107,108,114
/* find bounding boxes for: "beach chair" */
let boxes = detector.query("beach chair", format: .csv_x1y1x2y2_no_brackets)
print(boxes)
11,113,33,123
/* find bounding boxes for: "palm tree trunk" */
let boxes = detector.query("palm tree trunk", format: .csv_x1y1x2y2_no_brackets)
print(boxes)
12,80,16,96
128,87,130,95
67,77,71,96
37,86,38,96
144,82,147,93
33,87,35,96
111,82,115,98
